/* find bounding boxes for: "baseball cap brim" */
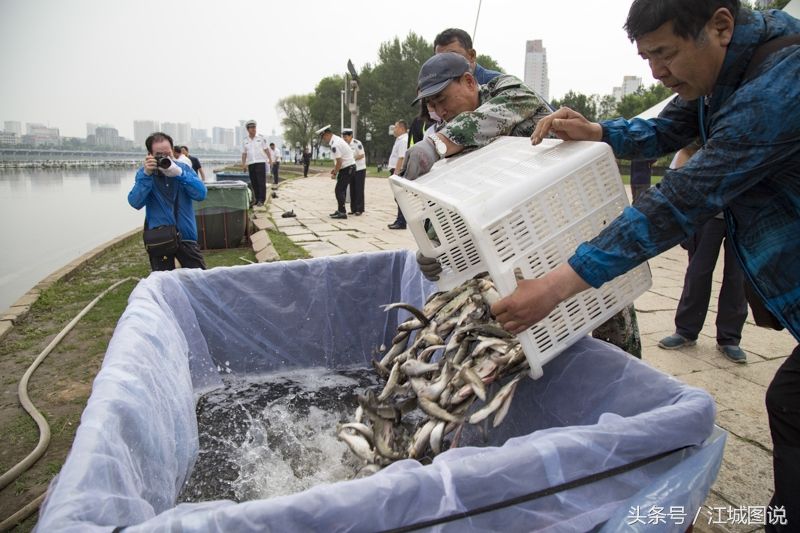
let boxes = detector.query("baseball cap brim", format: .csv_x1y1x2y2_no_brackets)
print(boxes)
410,78,454,106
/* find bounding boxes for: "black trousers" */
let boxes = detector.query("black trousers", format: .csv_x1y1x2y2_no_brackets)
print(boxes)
675,217,747,345
389,169,407,226
271,162,280,184
247,162,267,203
350,169,366,213
335,165,355,213
148,240,206,271
303,159,310,177
766,344,800,532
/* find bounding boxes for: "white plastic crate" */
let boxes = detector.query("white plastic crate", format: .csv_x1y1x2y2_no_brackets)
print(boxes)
390,137,652,378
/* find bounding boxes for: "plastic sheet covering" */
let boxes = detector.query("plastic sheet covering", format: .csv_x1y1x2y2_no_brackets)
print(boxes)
36,249,723,533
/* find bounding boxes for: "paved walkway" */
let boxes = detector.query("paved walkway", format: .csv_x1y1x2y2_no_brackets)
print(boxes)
269,172,797,533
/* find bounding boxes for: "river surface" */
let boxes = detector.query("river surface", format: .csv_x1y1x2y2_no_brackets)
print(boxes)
0,164,233,311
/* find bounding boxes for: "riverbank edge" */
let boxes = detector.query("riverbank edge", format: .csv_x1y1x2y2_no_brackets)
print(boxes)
0,228,142,341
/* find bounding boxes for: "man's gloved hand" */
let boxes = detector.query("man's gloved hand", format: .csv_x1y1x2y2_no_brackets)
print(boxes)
399,136,440,181
160,159,183,178
416,251,442,281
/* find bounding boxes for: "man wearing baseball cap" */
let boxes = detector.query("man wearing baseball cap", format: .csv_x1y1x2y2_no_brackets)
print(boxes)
400,52,550,181
406,52,643,358
315,124,356,219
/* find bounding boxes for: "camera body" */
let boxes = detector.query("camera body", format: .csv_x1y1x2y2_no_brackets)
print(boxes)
154,152,172,170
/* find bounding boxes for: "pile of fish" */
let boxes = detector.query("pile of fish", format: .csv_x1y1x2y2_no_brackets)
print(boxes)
337,274,530,475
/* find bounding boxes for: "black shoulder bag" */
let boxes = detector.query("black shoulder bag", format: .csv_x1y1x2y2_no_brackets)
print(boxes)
738,34,800,330
142,176,181,257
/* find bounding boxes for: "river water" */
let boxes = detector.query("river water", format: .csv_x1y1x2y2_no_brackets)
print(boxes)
0,163,234,311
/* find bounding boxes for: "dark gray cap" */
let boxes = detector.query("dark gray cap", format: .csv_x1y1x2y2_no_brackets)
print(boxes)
411,53,470,105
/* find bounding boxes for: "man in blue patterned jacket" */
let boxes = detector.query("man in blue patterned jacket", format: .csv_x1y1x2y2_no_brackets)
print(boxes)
493,1,800,529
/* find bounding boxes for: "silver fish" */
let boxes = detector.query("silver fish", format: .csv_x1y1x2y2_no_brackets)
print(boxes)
401,359,442,377
468,375,523,425
377,361,401,402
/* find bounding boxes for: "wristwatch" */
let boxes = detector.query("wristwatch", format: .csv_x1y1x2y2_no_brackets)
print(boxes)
432,134,448,157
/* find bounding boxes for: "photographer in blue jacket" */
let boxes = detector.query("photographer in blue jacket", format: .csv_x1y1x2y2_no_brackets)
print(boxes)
128,132,207,271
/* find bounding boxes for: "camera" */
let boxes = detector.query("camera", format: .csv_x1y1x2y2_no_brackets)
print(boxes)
154,152,172,170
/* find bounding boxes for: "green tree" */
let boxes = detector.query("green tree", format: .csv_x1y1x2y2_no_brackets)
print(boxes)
615,83,673,119
476,54,503,73
356,32,433,163
289,31,505,164
551,90,598,122
276,94,315,151
595,94,619,120
310,75,346,134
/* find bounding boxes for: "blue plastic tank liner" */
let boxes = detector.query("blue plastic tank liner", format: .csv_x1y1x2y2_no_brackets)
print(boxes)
36,249,722,532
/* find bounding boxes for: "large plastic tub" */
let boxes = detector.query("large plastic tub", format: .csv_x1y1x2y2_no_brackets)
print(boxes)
36,250,722,533
194,181,249,249
391,137,652,377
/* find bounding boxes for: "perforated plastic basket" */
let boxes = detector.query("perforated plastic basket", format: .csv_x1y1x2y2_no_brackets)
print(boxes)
390,137,652,378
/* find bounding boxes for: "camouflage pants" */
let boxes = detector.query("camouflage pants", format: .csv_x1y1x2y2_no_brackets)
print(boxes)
591,305,642,358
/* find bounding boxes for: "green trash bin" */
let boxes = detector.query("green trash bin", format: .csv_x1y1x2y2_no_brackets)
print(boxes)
194,181,250,250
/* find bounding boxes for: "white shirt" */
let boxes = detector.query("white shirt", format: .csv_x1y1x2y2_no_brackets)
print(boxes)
329,134,355,168
349,138,366,171
176,154,193,168
242,134,270,165
269,147,281,163
388,133,408,169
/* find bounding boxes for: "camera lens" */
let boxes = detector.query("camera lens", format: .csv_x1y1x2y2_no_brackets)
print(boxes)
156,156,172,169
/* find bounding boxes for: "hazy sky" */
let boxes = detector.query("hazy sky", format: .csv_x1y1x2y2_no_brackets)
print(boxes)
0,0,655,141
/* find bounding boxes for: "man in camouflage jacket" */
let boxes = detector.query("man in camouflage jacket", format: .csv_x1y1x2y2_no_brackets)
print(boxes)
404,52,642,357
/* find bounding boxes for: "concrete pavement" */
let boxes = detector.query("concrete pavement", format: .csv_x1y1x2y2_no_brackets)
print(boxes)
267,171,797,533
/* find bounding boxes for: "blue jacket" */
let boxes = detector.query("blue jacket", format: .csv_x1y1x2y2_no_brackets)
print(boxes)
568,8,800,341
128,162,207,242
474,63,501,85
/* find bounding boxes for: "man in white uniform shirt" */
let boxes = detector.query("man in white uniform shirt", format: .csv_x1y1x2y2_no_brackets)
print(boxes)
342,128,366,216
315,124,356,219
269,142,281,197
240,120,273,207
387,120,408,229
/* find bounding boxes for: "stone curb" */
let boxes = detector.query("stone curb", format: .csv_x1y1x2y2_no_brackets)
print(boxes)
0,227,141,342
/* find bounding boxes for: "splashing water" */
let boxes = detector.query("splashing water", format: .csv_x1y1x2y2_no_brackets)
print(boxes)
178,367,379,503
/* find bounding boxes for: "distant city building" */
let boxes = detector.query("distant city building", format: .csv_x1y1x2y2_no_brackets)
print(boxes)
161,122,179,142
191,128,210,145
4,121,22,136
612,75,643,101
235,120,248,148
87,123,100,137
0,131,18,145
23,123,60,146
212,126,235,150
134,120,159,147
94,126,121,147
176,122,191,145
523,40,549,102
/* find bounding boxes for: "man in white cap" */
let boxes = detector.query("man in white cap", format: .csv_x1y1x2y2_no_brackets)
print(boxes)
315,125,356,219
240,119,273,207
342,128,366,215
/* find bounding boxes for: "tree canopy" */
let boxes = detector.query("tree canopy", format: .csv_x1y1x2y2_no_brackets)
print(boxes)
277,31,504,163
276,94,315,150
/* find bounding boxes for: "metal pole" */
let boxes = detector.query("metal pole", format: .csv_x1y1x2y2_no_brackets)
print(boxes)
340,90,344,133
473,0,482,46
